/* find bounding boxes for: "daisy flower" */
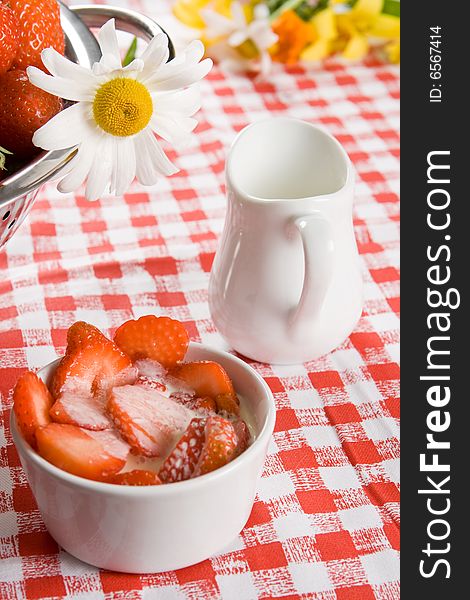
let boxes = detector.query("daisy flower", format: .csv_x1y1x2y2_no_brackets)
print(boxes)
27,19,212,200
201,2,278,76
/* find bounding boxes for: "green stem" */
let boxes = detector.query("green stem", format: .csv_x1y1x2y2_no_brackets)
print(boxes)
123,37,138,67
383,0,400,17
269,0,305,22
349,0,400,18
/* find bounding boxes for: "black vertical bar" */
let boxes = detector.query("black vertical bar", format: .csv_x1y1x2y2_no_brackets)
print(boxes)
401,3,467,597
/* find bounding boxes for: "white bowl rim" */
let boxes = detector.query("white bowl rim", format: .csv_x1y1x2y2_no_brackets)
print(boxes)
10,341,276,496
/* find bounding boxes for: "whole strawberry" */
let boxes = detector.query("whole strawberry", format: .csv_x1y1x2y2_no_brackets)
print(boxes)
10,0,64,70
0,70,62,158
0,3,20,74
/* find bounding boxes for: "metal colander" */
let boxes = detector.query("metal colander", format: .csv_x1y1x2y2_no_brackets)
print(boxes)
0,2,174,249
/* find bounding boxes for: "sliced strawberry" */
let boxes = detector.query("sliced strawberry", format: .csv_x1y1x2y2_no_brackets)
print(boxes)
109,470,162,486
232,419,251,458
35,424,129,481
13,371,53,448
159,418,206,483
170,391,217,414
214,393,240,416
50,322,135,399
134,358,167,392
49,386,111,431
107,384,193,457
170,362,240,415
114,315,189,368
136,376,167,393
195,415,237,477
66,320,101,349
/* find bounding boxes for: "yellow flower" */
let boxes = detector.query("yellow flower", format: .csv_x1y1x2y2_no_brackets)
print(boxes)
301,0,400,63
385,38,400,63
173,0,256,30
300,7,337,61
339,0,400,61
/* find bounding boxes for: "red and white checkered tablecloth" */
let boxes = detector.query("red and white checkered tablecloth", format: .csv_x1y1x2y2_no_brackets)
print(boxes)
0,1,400,598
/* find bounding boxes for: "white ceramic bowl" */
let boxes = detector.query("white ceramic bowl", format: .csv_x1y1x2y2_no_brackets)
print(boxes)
10,342,275,573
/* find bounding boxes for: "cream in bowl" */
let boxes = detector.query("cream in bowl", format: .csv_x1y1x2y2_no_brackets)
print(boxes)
10,316,275,573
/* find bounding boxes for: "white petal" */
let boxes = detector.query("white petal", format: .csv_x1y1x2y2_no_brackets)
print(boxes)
32,103,89,150
152,87,201,117
139,33,170,80
135,129,178,185
98,19,121,65
151,40,205,82
201,9,235,37
231,2,247,27
57,138,97,193
94,52,121,74
122,58,144,73
150,114,196,146
259,51,272,77
41,48,97,89
254,3,270,20
27,66,94,101
85,137,114,200
146,57,212,92
228,30,248,47
184,40,206,64
250,22,278,50
112,138,136,195
92,60,111,76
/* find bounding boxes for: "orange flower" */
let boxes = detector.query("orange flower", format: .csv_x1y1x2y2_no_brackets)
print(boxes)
271,10,316,64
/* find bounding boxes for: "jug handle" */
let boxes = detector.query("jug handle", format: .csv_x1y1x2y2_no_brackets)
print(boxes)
289,213,334,334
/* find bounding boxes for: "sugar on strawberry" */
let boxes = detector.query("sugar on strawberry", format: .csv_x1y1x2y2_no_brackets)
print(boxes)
170,391,217,414
107,384,193,457
159,417,206,483
195,415,238,476
50,321,136,400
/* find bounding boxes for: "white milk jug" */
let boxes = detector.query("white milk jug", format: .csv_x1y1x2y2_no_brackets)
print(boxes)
209,118,363,364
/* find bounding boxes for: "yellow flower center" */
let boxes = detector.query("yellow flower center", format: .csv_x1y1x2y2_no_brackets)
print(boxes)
93,78,153,137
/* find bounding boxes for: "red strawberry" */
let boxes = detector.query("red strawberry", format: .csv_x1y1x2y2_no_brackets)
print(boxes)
0,4,20,75
50,322,135,400
159,418,206,483
10,0,64,71
170,391,217,414
13,371,53,448
0,69,62,158
114,315,189,368
233,418,250,457
107,384,193,457
35,424,129,481
170,362,240,415
110,470,162,486
195,415,237,476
